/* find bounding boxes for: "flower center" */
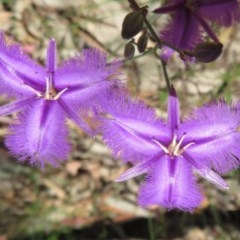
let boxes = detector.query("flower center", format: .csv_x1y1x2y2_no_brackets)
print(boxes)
152,134,194,158
34,76,68,101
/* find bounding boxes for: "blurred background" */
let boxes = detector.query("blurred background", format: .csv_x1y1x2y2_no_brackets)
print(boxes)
0,0,240,239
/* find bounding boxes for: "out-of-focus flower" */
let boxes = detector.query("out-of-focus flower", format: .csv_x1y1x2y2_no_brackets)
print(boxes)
0,32,121,167
154,0,240,61
101,87,240,211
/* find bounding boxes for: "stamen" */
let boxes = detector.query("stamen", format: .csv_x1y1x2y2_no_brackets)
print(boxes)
152,139,169,154
24,84,42,97
172,134,177,147
173,133,186,156
44,75,68,100
182,142,195,151
53,87,68,100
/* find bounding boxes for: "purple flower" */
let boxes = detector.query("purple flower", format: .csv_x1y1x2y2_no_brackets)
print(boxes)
153,0,240,60
100,88,240,211
0,32,121,167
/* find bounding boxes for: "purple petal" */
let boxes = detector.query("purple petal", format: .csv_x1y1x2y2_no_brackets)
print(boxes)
57,98,94,136
100,96,170,163
0,31,46,96
60,79,121,112
138,156,203,211
193,13,219,43
180,100,240,173
5,99,71,167
55,49,122,107
116,154,163,182
160,8,202,50
168,86,180,134
199,0,240,26
183,152,229,190
0,61,37,98
46,39,57,73
0,96,37,116
195,169,228,190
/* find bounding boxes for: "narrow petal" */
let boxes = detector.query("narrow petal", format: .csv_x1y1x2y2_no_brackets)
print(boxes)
0,31,46,96
183,152,229,190
100,95,170,163
46,39,57,73
180,100,240,173
194,13,220,43
116,154,163,182
199,0,240,26
58,98,94,136
168,86,180,134
0,61,42,98
160,8,202,50
5,100,71,167
138,156,202,211
195,169,228,190
0,96,37,116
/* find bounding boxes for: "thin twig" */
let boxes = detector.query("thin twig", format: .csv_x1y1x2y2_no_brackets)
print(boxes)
161,60,171,92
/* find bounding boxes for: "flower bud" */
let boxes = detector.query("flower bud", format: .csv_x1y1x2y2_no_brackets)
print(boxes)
194,42,223,63
124,41,135,59
121,11,144,39
137,30,148,53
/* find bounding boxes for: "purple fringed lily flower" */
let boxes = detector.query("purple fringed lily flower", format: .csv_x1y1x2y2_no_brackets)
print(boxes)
0,32,121,167
153,0,240,61
101,88,240,211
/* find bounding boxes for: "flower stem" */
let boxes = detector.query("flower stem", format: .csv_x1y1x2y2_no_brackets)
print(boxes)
148,216,155,240
127,0,175,91
161,60,171,92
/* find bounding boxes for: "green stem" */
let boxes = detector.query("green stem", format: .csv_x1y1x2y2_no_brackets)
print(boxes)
144,18,171,92
148,216,155,240
161,60,171,92
143,17,162,47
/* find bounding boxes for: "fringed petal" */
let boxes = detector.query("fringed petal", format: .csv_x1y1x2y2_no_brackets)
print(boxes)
0,31,46,97
180,100,240,173
160,8,202,50
54,49,122,108
100,96,170,163
5,99,71,167
138,156,202,211
199,0,240,26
